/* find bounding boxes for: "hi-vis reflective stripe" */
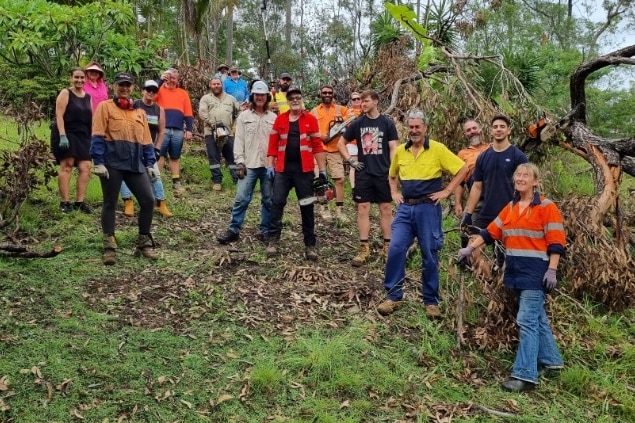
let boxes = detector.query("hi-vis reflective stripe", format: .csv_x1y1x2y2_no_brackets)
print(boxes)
545,222,564,231
504,228,544,239
271,130,279,135
309,132,320,138
506,248,548,259
280,134,288,139
300,145,313,152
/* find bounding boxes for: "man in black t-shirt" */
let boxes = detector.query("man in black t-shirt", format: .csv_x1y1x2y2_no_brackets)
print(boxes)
338,90,399,267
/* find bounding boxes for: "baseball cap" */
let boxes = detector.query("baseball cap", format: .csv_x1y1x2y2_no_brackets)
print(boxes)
114,72,134,84
143,80,159,89
279,72,292,80
286,85,302,97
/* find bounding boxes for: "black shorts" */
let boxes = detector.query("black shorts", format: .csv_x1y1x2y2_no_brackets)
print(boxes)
352,171,391,203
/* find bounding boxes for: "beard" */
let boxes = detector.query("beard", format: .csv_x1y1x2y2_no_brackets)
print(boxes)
469,135,481,146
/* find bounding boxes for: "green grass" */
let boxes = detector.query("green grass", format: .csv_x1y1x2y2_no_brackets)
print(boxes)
1,115,634,422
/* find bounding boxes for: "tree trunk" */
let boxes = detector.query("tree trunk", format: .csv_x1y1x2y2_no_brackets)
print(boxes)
226,4,234,66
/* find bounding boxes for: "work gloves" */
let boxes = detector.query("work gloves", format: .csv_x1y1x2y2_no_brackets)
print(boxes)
93,164,109,179
236,163,246,179
347,158,364,171
147,167,159,183
457,246,474,265
266,167,275,180
318,170,328,183
59,134,69,150
154,148,161,161
460,212,472,229
543,268,557,292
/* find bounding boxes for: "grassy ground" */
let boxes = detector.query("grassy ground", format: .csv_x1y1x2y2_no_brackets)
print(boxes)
0,118,634,422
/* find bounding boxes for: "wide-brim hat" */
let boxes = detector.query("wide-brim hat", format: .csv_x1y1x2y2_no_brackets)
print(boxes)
229,66,241,75
217,63,229,71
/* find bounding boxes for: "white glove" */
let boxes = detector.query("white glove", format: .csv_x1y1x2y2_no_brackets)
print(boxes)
93,164,109,179
147,167,160,182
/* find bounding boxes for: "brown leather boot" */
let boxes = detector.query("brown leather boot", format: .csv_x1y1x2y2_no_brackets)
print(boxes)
351,242,370,267
102,234,117,265
382,240,390,259
155,199,173,217
134,234,158,260
123,198,134,217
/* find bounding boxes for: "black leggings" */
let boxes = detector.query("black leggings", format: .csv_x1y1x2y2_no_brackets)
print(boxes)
100,168,154,235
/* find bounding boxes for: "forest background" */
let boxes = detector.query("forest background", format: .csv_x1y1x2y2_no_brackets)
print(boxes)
0,0,634,422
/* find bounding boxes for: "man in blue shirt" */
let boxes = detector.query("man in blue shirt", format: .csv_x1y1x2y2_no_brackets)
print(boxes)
223,67,249,104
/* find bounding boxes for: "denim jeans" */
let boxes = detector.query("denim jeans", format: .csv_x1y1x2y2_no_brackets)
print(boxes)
205,134,237,183
160,128,184,159
120,163,165,200
228,167,272,235
512,289,563,383
383,202,444,304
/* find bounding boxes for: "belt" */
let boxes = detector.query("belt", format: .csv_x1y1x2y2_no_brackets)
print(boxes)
403,196,435,205
166,127,184,131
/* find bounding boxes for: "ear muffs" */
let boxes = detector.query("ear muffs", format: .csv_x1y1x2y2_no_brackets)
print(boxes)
113,96,135,110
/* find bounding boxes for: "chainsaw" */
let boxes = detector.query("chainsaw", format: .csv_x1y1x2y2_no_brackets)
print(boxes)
326,115,358,143
298,177,336,205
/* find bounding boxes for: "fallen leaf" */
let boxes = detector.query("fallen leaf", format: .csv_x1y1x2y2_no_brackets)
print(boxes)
217,394,233,404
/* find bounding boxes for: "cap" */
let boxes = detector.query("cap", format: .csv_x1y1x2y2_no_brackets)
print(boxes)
217,63,229,71
114,72,134,84
251,80,269,95
85,63,104,74
143,80,159,89
279,72,292,80
286,85,302,97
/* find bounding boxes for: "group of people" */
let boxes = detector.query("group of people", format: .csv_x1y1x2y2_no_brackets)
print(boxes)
50,63,566,394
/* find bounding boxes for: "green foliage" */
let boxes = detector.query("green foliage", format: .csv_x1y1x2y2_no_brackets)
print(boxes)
0,0,167,115
370,12,405,53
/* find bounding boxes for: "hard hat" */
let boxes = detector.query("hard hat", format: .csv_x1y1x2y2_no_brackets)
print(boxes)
251,80,269,94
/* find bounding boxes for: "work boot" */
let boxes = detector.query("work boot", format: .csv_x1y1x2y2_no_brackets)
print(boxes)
217,229,239,244
351,242,370,267
265,237,279,257
305,246,318,261
155,199,173,217
73,202,93,214
102,234,117,266
320,205,333,221
425,304,441,319
134,234,158,260
334,206,349,223
377,299,404,316
382,240,390,259
123,198,134,217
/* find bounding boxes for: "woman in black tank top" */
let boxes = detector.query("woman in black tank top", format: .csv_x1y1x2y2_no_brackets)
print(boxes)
51,67,93,213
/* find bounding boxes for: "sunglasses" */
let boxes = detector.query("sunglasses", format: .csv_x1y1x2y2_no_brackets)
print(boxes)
321,91,333,95
288,96,302,101
145,88,158,94
351,97,361,101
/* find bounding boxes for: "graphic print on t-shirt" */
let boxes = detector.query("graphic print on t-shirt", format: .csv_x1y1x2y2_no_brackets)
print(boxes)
360,127,383,155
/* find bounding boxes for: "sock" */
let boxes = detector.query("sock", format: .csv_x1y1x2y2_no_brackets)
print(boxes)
336,202,344,207
383,238,391,243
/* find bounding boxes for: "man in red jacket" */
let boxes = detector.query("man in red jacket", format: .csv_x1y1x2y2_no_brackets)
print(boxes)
266,86,327,261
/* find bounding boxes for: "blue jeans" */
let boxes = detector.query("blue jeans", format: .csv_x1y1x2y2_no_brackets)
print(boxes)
160,128,184,159
383,202,444,304
120,163,166,200
228,167,272,235
512,289,563,383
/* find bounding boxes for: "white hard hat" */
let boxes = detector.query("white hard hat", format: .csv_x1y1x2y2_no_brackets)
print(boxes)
251,80,269,94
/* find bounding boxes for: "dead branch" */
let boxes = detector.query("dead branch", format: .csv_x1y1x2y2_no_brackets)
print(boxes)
473,403,518,419
0,245,62,258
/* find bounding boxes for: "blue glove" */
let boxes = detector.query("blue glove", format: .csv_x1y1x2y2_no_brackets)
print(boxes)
543,268,557,292
319,170,328,183
460,213,472,229
59,134,69,150
266,167,275,180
